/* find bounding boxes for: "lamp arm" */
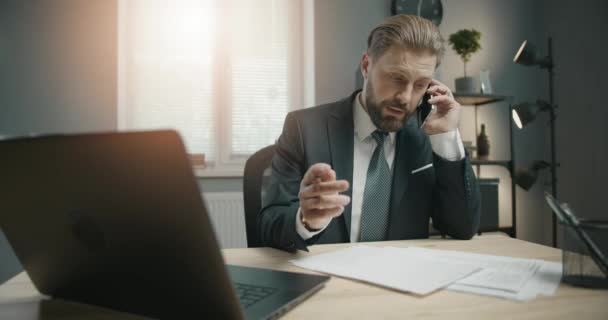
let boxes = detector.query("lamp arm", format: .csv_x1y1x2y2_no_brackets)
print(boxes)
540,37,554,69
538,56,554,69
535,100,557,115
548,104,557,121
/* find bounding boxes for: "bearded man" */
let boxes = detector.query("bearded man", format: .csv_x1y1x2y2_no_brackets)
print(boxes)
258,15,481,252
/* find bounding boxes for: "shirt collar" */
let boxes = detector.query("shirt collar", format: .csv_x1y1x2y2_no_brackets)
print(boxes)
353,92,396,145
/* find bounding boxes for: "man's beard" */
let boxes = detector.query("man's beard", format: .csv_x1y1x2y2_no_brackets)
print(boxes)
364,79,411,132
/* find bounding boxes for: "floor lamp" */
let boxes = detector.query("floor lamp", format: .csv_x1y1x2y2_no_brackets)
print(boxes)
512,38,559,247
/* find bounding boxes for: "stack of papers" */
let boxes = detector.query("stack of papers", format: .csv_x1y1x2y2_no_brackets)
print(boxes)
405,247,562,301
290,246,562,301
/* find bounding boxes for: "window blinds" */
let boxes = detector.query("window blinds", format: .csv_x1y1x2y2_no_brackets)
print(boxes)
119,0,299,164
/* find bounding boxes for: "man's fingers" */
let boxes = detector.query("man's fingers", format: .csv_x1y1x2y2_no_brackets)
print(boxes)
325,168,336,181
315,206,345,219
428,79,450,91
301,194,351,211
303,206,345,227
302,163,334,185
427,85,449,95
428,95,456,109
427,82,454,98
300,180,350,199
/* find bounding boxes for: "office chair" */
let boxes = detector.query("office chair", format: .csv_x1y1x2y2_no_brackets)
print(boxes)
243,144,276,248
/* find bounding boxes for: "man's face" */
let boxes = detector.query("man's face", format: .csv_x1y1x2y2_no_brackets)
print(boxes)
361,46,437,132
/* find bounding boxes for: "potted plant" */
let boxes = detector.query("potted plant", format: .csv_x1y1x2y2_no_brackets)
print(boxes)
449,29,481,93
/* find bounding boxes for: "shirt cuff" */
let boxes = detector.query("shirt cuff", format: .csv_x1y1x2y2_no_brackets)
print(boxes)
429,129,465,161
295,207,330,240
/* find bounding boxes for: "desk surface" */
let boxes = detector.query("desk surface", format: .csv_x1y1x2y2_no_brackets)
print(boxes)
2,234,607,319
222,234,608,320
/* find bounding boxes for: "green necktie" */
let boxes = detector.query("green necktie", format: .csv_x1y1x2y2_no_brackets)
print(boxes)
359,130,392,242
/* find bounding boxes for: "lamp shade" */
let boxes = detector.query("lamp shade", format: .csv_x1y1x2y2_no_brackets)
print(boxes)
513,40,538,66
512,102,539,129
515,161,550,190
513,39,552,69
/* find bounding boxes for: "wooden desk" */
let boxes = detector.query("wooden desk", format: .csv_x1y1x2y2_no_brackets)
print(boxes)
1,234,607,319
222,234,608,320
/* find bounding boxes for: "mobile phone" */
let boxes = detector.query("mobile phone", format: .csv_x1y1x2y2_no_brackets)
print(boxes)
417,93,436,128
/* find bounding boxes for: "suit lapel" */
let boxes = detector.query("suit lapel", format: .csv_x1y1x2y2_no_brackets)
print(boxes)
327,93,356,238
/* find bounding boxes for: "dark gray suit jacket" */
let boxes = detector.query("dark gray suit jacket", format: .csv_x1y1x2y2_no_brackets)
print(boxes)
258,91,481,252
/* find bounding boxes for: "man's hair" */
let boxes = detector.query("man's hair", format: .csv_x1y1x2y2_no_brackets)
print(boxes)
367,14,445,66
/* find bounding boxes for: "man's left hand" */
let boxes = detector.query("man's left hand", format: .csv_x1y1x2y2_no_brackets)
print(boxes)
423,79,461,135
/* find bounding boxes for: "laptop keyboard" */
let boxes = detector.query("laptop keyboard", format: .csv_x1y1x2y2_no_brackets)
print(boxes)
234,282,278,308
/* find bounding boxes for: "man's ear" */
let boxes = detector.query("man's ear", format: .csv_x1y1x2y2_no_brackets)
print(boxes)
360,52,371,80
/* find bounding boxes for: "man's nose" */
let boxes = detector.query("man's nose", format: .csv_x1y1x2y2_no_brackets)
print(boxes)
395,85,413,106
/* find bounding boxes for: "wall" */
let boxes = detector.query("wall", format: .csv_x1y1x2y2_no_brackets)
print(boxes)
439,0,551,245
0,0,117,283
539,0,608,244
199,177,242,193
313,0,391,104
0,0,117,135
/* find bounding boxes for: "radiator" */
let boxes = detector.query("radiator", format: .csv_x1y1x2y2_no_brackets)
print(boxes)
203,192,247,249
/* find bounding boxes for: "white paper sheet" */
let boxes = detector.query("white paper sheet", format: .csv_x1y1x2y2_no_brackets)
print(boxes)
401,247,562,301
290,246,480,295
291,245,562,301
448,260,562,301
402,247,541,293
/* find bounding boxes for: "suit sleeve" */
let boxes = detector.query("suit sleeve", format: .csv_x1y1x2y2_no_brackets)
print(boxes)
430,154,481,239
257,112,314,252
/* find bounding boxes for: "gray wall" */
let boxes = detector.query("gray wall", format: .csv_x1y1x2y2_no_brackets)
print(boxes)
313,0,392,103
0,0,117,135
198,178,243,193
0,0,117,283
539,0,608,239
438,0,550,245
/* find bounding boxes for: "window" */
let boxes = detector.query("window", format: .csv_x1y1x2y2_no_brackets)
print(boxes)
118,0,305,174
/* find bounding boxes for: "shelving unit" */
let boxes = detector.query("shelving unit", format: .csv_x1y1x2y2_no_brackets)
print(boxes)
454,93,517,238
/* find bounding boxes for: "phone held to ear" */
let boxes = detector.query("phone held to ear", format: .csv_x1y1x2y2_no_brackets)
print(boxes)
417,93,436,128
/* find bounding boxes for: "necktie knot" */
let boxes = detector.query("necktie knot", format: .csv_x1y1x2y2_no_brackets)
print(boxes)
371,130,388,145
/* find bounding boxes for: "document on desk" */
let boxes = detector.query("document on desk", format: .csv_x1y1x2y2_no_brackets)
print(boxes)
403,247,540,292
448,260,562,301
290,246,481,295
290,246,562,301
402,247,562,301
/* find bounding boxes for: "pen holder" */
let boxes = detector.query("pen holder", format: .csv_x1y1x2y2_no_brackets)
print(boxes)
560,219,608,288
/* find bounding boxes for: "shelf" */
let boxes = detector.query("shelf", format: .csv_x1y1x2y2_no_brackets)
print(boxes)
454,93,510,106
471,159,512,169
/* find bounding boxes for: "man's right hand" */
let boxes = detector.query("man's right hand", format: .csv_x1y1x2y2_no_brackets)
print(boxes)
299,163,350,230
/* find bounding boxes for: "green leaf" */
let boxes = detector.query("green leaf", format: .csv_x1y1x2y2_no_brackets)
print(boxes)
448,29,482,63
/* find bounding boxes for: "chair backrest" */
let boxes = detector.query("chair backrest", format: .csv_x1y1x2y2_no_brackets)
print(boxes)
243,144,276,248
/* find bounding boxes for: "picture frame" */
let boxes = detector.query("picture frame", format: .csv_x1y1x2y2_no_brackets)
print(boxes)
480,70,493,94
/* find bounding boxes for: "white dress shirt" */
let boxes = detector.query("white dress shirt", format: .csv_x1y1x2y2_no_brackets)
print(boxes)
295,93,465,242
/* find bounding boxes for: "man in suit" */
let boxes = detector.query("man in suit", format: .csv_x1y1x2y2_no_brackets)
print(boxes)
258,15,481,252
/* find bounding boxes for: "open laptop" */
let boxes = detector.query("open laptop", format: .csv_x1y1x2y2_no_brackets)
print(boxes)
0,130,329,320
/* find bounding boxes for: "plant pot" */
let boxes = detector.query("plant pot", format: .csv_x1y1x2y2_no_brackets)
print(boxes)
455,76,475,94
